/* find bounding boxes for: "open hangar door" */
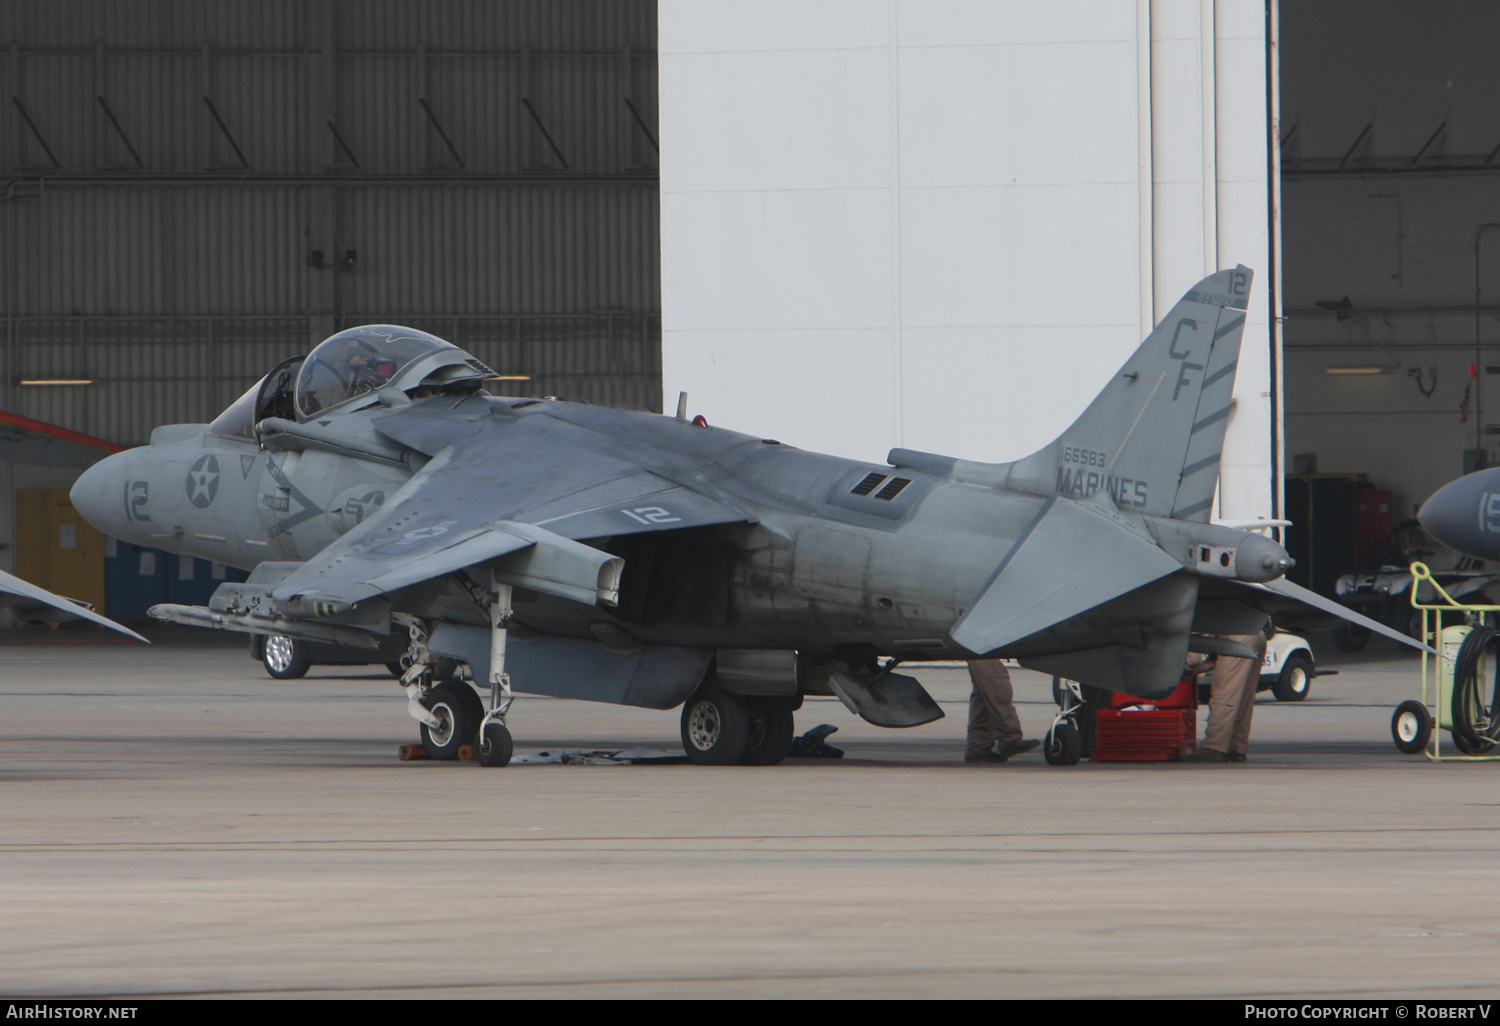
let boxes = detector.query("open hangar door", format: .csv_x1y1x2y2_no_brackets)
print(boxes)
1280,0,1500,591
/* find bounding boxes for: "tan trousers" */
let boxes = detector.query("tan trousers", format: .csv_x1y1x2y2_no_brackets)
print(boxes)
967,659,1024,757
1202,633,1268,756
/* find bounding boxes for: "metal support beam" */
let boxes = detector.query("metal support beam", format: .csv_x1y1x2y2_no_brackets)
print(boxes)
201,96,249,168
325,120,360,168
521,98,568,169
417,98,465,169
623,97,658,153
1410,120,1447,166
10,96,59,168
1338,121,1374,169
95,96,143,167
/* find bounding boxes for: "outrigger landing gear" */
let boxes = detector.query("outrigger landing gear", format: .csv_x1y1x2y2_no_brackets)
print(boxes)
474,574,514,768
1045,677,1084,766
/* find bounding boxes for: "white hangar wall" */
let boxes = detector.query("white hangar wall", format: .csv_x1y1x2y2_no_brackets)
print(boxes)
659,0,1281,522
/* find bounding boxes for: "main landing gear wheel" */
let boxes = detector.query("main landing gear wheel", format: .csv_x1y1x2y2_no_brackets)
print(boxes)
420,681,484,760
1272,653,1313,702
740,698,795,766
1391,700,1432,755
1044,722,1082,766
476,721,513,768
680,682,750,765
262,635,310,680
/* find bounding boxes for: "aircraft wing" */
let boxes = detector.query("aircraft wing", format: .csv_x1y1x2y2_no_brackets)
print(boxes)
0,411,125,469
270,414,753,611
0,568,147,642
950,495,1183,655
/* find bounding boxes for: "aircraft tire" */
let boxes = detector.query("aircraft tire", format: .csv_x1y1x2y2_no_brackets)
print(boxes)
453,681,485,732
385,662,405,679
1043,722,1082,766
1391,700,1432,754
1271,653,1313,702
476,722,513,768
1332,624,1370,653
680,682,750,765
420,682,483,760
262,635,310,680
740,698,795,766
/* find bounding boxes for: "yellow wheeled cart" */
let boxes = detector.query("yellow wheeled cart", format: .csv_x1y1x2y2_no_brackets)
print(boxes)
1394,562,1500,761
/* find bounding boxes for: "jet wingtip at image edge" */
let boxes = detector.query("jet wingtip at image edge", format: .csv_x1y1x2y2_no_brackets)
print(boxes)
0,567,149,643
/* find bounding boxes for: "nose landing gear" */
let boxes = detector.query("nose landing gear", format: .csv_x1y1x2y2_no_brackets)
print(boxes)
1045,677,1084,766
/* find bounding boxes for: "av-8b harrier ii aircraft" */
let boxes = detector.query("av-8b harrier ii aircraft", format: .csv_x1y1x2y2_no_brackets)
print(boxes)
70,266,1417,767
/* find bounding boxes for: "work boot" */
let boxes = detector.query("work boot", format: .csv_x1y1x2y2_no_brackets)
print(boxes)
1182,747,1229,763
1227,751,1248,763
997,738,1041,761
964,748,1009,764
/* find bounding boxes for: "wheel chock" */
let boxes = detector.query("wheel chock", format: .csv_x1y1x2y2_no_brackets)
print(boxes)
458,744,476,761
398,743,429,761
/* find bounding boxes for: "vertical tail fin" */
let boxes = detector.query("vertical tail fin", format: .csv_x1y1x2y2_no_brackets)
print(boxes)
1000,266,1252,520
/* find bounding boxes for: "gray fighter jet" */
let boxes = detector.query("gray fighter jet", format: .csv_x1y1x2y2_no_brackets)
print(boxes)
68,267,1418,766
1419,468,1500,563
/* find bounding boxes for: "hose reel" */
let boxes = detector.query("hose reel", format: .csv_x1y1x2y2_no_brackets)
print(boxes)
1449,625,1500,754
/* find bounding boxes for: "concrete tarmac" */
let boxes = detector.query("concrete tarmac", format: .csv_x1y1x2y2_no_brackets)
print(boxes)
3,626,1499,999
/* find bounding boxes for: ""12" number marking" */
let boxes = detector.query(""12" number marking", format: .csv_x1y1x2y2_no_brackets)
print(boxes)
620,506,682,525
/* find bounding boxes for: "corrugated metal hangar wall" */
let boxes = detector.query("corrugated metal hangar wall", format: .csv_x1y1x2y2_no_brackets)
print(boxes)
1,0,662,452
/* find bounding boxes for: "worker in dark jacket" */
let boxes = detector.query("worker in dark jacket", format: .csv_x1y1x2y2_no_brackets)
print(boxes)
965,659,1040,764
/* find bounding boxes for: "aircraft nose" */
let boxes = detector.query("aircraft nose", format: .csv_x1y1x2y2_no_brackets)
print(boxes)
1417,469,1500,560
70,452,128,534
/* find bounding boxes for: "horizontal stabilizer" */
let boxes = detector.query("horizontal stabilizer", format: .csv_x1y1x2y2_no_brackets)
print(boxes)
0,568,146,642
950,496,1181,656
1232,577,1438,655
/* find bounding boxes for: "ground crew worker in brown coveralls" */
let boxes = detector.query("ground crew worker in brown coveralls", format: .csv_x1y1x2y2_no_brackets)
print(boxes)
1184,629,1269,763
964,659,1040,764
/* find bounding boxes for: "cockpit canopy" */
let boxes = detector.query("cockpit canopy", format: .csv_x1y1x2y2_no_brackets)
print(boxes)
297,326,456,417
207,324,495,438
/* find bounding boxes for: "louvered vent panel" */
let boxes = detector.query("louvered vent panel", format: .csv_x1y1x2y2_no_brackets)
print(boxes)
850,472,887,496
875,478,911,501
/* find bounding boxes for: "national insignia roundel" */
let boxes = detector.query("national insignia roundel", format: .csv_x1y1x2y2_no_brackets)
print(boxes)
186,454,221,508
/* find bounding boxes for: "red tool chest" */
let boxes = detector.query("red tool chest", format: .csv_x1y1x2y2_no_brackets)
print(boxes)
1090,677,1198,762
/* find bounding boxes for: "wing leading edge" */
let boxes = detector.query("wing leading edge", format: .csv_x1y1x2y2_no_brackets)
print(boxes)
270,414,752,612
